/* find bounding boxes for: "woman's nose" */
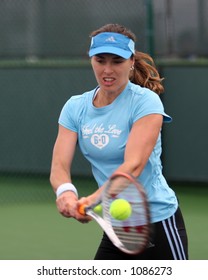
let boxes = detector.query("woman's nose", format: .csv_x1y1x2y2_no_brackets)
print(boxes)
103,63,113,74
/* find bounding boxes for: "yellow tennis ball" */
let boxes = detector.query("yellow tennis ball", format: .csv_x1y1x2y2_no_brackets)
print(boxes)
109,199,132,220
93,204,102,214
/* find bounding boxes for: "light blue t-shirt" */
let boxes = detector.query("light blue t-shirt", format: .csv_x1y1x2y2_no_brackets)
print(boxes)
59,81,178,222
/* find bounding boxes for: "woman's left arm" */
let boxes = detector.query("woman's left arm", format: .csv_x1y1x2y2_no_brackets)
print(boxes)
116,113,163,177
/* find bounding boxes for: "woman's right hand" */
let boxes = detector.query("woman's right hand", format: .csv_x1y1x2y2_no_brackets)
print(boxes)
56,191,92,223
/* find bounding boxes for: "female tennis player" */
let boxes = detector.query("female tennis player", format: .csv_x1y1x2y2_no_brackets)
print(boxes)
50,23,188,260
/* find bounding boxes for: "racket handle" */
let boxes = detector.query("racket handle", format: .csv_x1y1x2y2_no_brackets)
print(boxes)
78,204,87,215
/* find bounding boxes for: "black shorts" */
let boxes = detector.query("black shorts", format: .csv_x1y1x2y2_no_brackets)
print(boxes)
94,207,188,260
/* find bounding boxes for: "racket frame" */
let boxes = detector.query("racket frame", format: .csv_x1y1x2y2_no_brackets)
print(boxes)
81,171,151,255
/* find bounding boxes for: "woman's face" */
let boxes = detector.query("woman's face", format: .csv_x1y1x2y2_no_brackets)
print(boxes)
91,53,134,95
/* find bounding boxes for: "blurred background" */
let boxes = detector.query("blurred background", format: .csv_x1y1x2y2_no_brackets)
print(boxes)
0,0,207,260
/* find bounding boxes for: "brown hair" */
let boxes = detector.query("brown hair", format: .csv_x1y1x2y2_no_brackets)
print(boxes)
90,23,164,95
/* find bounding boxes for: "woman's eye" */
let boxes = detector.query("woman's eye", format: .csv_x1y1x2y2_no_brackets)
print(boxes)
96,59,105,64
114,60,123,64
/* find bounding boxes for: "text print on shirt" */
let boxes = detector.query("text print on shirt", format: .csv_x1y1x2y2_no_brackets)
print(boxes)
82,123,122,149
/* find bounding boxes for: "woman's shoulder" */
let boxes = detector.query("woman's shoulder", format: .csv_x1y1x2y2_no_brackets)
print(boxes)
68,88,95,105
59,88,96,129
129,82,159,99
60,88,96,119
128,82,171,122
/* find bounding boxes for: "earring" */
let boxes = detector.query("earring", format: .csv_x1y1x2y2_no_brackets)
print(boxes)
130,65,134,70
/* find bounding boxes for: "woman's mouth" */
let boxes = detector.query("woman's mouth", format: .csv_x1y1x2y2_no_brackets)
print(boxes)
103,77,115,85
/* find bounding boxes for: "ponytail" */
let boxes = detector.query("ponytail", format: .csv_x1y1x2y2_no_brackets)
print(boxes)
130,51,164,95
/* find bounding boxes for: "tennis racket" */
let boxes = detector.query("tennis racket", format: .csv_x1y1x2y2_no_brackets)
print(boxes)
78,171,151,255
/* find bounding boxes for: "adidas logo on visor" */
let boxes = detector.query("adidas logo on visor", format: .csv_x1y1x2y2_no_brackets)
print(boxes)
105,36,116,42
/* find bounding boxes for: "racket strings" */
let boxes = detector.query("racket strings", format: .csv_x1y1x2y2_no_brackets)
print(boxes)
113,225,149,251
102,176,151,254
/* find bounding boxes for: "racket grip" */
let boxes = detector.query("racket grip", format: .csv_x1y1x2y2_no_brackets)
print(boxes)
78,204,87,215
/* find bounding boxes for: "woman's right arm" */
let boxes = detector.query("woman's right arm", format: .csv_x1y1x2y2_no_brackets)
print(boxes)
50,125,77,190
50,125,91,222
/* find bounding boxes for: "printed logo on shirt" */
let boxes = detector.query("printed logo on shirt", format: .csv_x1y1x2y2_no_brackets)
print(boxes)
91,134,109,149
82,123,121,150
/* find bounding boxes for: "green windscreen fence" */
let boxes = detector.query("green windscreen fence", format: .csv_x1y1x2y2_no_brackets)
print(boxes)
0,61,94,175
1,60,208,183
0,0,208,182
161,63,208,183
